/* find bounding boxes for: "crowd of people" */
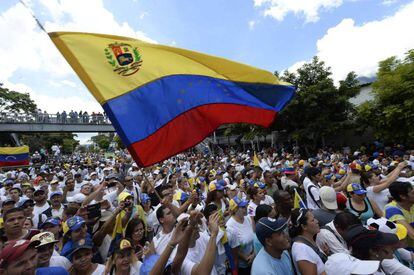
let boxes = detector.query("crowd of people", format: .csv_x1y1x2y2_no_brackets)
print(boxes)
0,146,414,275
0,110,110,124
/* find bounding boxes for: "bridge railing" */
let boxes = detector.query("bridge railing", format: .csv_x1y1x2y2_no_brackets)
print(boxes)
0,112,112,125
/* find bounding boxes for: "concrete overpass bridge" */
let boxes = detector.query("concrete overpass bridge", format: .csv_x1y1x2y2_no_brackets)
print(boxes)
0,112,115,132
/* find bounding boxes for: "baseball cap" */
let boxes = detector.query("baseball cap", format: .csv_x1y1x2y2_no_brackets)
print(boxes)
50,191,63,198
347,183,367,195
40,217,61,229
229,196,248,211
256,217,288,246
141,193,151,204
325,253,380,275
0,239,40,268
36,267,69,275
69,238,93,258
367,217,408,241
208,181,225,192
114,239,133,253
253,182,266,189
118,192,133,202
283,167,296,175
1,198,16,207
67,193,86,204
65,216,85,233
319,186,338,210
16,197,33,208
345,225,399,249
31,231,59,247
349,162,362,171
33,187,46,195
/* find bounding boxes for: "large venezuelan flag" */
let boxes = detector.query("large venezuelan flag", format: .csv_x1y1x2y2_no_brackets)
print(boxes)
0,146,30,167
50,32,295,167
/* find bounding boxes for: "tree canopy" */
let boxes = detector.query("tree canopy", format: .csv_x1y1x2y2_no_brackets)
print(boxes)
0,83,37,113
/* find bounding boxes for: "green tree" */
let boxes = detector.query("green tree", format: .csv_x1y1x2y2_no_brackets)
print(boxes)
357,50,414,143
113,134,125,149
91,134,111,150
0,84,37,113
20,133,79,153
275,57,359,150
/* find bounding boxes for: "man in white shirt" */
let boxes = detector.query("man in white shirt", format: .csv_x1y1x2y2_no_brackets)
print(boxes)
316,212,360,254
31,232,72,270
33,188,51,228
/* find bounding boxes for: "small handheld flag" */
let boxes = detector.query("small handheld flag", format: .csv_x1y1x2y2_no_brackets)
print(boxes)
294,188,307,209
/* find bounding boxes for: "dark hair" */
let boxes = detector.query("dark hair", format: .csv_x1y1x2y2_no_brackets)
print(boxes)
158,185,171,199
389,181,412,202
203,203,218,221
3,208,24,222
247,186,259,200
254,205,273,223
288,208,310,238
125,218,146,244
156,205,167,223
305,167,321,180
333,212,360,230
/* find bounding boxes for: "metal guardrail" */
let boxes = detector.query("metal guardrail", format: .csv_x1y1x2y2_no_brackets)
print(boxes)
0,112,111,125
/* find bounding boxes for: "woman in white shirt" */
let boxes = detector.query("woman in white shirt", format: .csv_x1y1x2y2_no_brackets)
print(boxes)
290,208,327,275
106,239,142,275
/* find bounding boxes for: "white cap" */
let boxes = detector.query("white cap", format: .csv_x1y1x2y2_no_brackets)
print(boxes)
80,182,92,189
319,186,338,210
90,172,97,176
373,159,380,166
67,193,86,204
226,182,238,191
325,253,380,275
103,167,111,171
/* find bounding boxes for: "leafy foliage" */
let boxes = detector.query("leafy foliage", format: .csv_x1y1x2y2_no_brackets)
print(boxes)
91,134,111,150
357,50,414,143
0,83,37,113
20,133,79,153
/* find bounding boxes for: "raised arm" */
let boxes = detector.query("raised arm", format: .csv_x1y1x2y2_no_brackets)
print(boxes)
372,161,407,193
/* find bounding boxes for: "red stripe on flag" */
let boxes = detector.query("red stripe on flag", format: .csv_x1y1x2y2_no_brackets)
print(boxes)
0,160,29,167
128,103,277,167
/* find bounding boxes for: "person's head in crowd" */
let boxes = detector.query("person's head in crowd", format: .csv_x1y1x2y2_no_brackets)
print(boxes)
325,253,381,275
123,175,133,188
3,208,26,241
125,218,146,248
159,185,174,204
247,186,265,204
1,199,16,215
0,239,39,275
360,170,380,188
203,203,219,222
156,205,175,231
319,186,338,211
336,192,348,211
80,182,92,196
108,239,139,275
3,179,14,193
33,188,47,205
17,198,35,218
177,177,190,192
74,173,83,184
24,186,35,199
31,231,59,268
69,238,94,272
50,179,60,191
389,181,414,204
118,192,134,211
140,193,152,211
65,216,87,243
90,172,98,181
332,212,361,238
40,218,61,240
205,181,225,205
304,167,322,183
367,217,408,248
8,185,22,202
50,191,63,208
254,204,277,224
229,196,248,218
273,190,293,219
23,217,34,230
262,170,274,186
346,183,367,202
393,151,404,163
289,208,320,239
225,182,238,199
256,217,290,255
67,193,86,209
345,225,398,261
283,167,296,179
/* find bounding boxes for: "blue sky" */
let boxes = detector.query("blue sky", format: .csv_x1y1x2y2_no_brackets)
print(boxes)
1,0,414,143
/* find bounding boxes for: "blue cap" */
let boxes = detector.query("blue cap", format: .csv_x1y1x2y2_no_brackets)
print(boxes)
198,177,206,183
324,173,335,180
253,182,266,189
347,183,367,195
373,152,380,158
36,267,68,275
283,167,296,174
69,238,93,258
16,197,34,208
50,191,63,198
4,179,14,185
40,217,60,229
229,196,249,211
141,193,151,204
216,179,226,186
256,217,288,246
66,216,85,232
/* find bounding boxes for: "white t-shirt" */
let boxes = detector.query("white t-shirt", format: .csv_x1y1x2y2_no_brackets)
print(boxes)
153,230,177,259
226,216,254,268
316,221,349,254
281,176,299,190
248,201,259,217
366,186,390,212
49,255,72,270
303,177,321,210
291,242,325,275
262,195,274,206
381,258,414,275
180,231,218,275
91,264,106,275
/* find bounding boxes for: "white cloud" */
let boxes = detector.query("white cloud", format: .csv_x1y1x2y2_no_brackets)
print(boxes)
139,12,148,20
287,60,306,73
254,0,343,23
315,1,414,82
382,0,398,6
248,20,257,30
61,79,77,88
